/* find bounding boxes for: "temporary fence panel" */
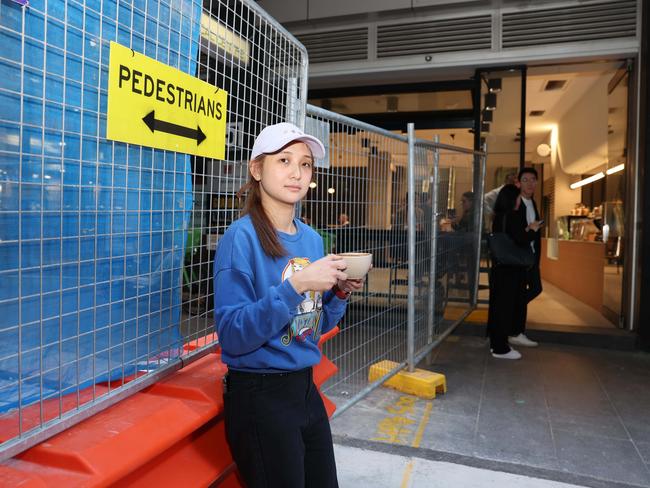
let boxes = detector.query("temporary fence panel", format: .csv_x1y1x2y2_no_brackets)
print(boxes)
303,106,485,416
0,0,201,453
0,0,308,459
302,105,411,410
415,141,484,362
180,0,308,350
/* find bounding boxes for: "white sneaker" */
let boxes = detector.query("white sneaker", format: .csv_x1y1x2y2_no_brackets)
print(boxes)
509,333,538,347
492,348,522,360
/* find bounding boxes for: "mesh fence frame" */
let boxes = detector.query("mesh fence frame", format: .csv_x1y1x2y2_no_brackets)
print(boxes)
303,107,485,415
302,105,410,408
411,144,485,358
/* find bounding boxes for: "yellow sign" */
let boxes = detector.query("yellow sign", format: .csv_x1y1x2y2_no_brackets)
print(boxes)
107,41,227,159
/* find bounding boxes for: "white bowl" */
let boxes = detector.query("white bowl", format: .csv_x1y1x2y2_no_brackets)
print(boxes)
339,252,372,279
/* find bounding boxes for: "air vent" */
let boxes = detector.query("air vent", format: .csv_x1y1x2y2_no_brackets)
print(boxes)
544,80,567,91
502,0,637,48
296,28,368,63
529,110,545,116
377,15,491,58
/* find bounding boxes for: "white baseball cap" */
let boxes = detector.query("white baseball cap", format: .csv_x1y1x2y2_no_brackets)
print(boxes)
250,122,325,160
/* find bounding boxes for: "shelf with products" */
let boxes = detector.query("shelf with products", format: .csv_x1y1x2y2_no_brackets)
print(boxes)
556,215,601,241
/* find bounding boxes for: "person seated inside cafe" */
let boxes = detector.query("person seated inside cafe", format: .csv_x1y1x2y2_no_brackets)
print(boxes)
329,212,350,228
453,191,475,232
393,196,425,231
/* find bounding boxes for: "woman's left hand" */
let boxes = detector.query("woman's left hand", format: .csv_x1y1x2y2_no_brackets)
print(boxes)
336,265,371,294
336,278,365,294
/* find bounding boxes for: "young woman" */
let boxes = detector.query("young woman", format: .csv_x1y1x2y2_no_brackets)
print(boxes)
487,184,542,360
213,122,364,487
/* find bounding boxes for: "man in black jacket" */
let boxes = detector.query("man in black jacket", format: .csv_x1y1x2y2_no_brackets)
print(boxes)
509,167,543,348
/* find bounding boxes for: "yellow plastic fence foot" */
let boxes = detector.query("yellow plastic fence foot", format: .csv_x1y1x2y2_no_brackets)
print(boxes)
368,360,447,400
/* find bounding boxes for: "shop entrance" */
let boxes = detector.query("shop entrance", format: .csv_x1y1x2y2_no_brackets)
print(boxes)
477,60,632,333
306,58,635,336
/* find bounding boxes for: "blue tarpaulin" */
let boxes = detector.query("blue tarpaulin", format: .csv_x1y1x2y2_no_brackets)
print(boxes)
0,0,201,413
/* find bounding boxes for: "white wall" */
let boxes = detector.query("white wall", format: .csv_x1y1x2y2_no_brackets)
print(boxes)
557,76,609,175
548,127,581,221
553,164,581,219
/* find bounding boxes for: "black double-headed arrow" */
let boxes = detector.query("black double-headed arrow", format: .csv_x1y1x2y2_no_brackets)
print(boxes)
142,110,206,145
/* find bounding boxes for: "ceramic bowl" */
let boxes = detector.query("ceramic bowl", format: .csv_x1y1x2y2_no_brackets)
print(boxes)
339,252,372,279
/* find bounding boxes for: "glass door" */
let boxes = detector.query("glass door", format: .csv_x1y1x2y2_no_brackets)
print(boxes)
602,68,629,327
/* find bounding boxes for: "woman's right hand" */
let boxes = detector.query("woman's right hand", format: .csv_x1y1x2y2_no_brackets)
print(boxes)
289,255,348,294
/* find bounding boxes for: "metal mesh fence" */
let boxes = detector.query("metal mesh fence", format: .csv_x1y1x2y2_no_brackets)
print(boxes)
301,105,411,408
410,143,485,357
303,107,485,415
0,0,307,458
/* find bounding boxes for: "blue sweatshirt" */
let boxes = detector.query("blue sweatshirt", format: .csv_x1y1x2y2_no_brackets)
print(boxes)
213,215,347,372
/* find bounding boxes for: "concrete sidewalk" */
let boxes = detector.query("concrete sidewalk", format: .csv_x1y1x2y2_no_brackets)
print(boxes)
327,335,650,488
335,444,587,488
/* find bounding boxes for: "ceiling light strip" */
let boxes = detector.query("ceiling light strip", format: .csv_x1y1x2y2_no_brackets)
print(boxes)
569,172,605,190
606,163,625,175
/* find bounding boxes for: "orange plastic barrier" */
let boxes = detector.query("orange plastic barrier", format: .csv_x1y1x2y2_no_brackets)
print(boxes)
315,326,340,417
0,385,109,444
0,327,340,486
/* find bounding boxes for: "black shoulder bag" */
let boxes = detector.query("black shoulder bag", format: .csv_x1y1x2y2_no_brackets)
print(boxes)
487,215,535,268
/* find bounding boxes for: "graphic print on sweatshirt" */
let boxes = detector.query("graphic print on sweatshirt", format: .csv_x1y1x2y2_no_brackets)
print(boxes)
280,257,323,346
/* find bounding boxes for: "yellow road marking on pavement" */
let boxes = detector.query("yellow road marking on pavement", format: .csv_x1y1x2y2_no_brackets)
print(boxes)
371,396,417,444
411,401,433,448
398,399,433,487
400,461,414,488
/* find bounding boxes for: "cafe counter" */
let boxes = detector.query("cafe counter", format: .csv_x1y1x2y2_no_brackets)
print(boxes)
540,238,604,312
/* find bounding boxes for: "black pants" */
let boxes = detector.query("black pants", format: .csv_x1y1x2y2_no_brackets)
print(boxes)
487,265,528,353
223,367,338,488
503,264,541,340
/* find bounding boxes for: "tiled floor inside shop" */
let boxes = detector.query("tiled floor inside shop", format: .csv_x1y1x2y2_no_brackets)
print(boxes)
527,280,616,329
475,276,617,330
331,335,650,488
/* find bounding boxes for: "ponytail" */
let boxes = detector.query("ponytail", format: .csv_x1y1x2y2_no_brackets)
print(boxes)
238,157,287,258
